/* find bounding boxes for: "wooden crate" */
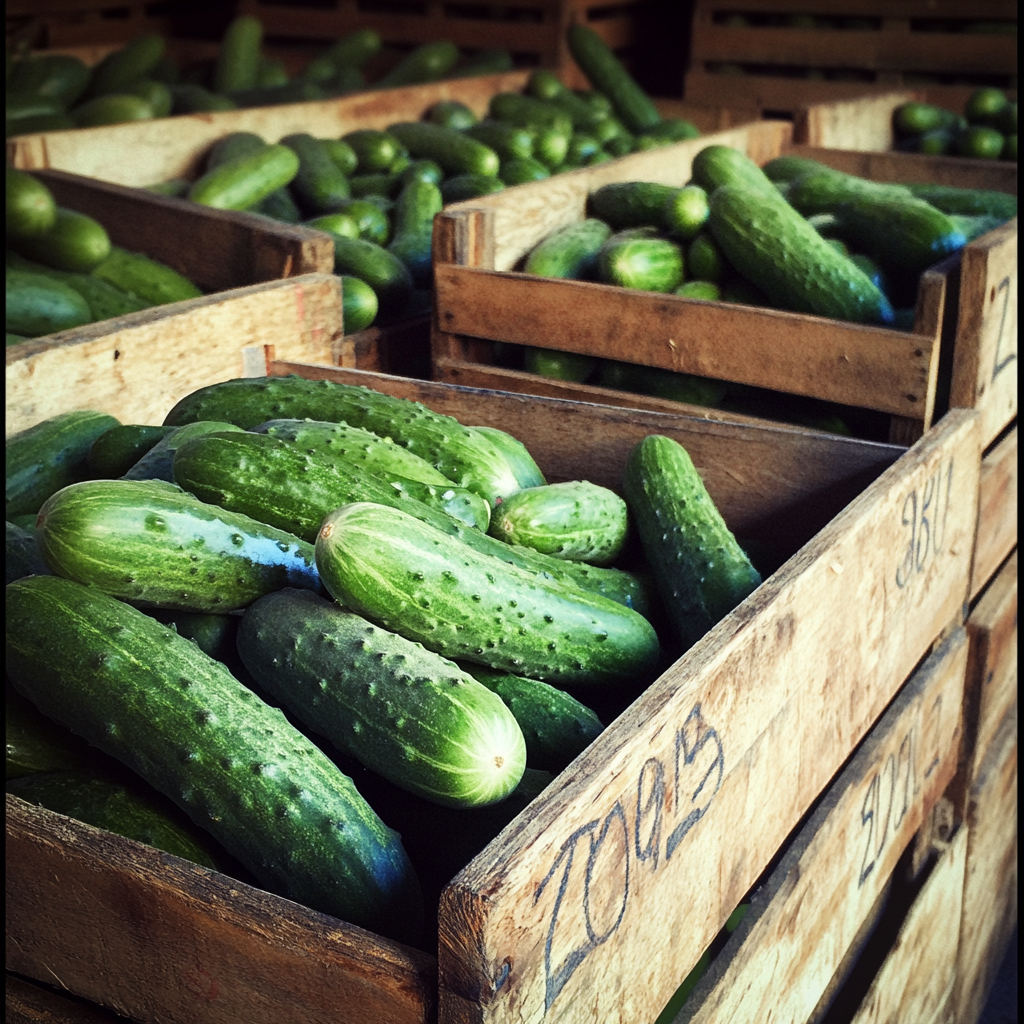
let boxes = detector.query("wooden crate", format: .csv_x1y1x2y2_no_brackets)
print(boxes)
235,0,651,92
671,623,968,1023
6,271,985,1024
431,123,1017,446
683,0,1018,117
971,426,1017,600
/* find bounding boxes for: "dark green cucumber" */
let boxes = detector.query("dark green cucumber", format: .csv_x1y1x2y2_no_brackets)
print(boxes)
439,174,505,203
597,231,685,292
425,99,479,131
589,182,681,231
374,40,460,88
237,587,526,807
598,360,729,407
340,274,378,331
71,94,155,127
465,120,536,162
90,246,202,306
5,574,422,941
341,129,404,174
7,678,101,779
903,182,1017,220
329,236,414,319
12,207,111,273
6,167,56,242
164,375,521,508
691,145,781,197
87,423,176,477
386,121,500,178
524,347,597,382
636,119,701,145
6,519,50,584
281,132,352,215
706,184,896,324
488,480,629,566
6,269,93,337
314,501,661,686
188,144,300,211
255,185,303,223
488,92,573,139
213,15,263,95
35,477,320,611
6,409,120,518
622,434,761,650
204,131,267,171
566,24,661,135
760,154,831,184
458,663,604,772
168,84,237,114
8,53,90,106
785,168,913,217
387,178,442,288
523,218,613,279
464,426,546,490
500,157,551,184
123,419,244,482
7,768,222,868
450,48,514,78
86,33,166,98
526,70,606,130
47,270,149,321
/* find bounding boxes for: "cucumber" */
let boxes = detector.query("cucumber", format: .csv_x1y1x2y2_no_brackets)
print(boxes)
785,169,912,217
597,231,684,292
86,33,166,98
91,246,202,306
329,236,414,319
488,480,629,566
6,574,422,942
465,120,536,162
760,154,831,184
71,94,155,127
904,182,1017,220
280,133,351,214
949,214,1007,242
214,15,263,95
7,767,222,868
6,167,56,242
7,678,100,778
341,129,403,174
229,81,327,108
400,158,444,187
598,360,728,406
204,131,267,171
340,274,378,331
524,347,596,382
237,587,526,807
172,430,491,537
458,663,604,772
892,101,961,137
255,185,303,223
425,99,479,131
439,173,505,203
527,70,607,130
464,426,546,490
305,211,361,243
9,54,91,107
374,40,460,89
123,419,244,482
163,375,522,508
566,24,661,135
387,178,442,288
589,182,681,231
706,184,896,324
50,271,149,320
314,501,661,686
675,279,722,301
127,78,172,118
488,92,573,139
34,478,320,611
168,84,237,114
188,144,300,211
450,48,514,78
308,29,382,78
6,409,120,518
499,157,551,185
691,144,781,196
319,138,359,177
88,423,176,478
622,434,761,650
523,218,611,280
686,232,725,283
12,207,111,273
636,119,700,144
387,121,500,177
348,172,404,199
664,185,710,240
6,519,50,584
6,269,93,337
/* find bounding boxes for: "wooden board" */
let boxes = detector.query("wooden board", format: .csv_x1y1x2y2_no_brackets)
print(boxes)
676,624,968,1024
953,706,1018,1024
970,428,1018,600
435,408,980,1024
846,824,968,1024
794,90,921,151
7,972,133,1024
431,126,1015,443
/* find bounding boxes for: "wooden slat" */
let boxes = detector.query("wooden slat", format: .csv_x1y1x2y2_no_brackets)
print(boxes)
794,91,921,150
679,625,968,1024
8,973,144,1024
436,409,981,1024
970,430,1018,599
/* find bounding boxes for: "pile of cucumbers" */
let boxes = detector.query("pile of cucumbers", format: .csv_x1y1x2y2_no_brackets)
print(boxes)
7,373,762,942
893,88,1017,161
6,167,203,342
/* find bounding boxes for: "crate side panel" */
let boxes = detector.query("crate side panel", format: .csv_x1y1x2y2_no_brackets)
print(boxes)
970,430,1018,600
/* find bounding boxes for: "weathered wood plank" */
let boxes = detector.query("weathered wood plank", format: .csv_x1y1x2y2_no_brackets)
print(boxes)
794,91,920,151
971,429,1017,601
679,624,968,1024
436,409,981,1024
7,972,143,1024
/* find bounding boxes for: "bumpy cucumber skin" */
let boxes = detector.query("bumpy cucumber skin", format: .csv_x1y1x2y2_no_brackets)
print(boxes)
123,420,243,482
588,182,680,231
597,234,684,293
188,145,300,212
281,133,352,215
489,480,629,566
465,426,547,490
691,145,781,196
785,169,912,217
315,501,661,686
387,121,500,177
35,478,320,612
459,663,604,772
237,588,526,808
623,434,761,650
252,419,489,530
523,218,612,279
707,184,896,325
91,246,202,306
5,575,422,942
6,410,120,518
163,375,521,509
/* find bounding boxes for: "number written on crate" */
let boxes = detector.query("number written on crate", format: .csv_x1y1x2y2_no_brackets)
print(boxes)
896,457,955,588
534,702,724,1010
991,275,1016,383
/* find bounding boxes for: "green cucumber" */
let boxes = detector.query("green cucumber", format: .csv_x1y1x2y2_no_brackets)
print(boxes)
686,232,725,283
465,426,546,490
527,70,607,130
91,246,202,306
598,360,728,406
6,410,120,518
8,54,90,107
188,144,300,211
88,423,176,478
691,145,780,197
760,154,831,183
12,207,111,273
892,101,960,137
163,375,522,508
6,519,50,584
328,236,414,319
637,119,701,144
127,78,172,118
230,81,326,108
86,33,166,97
123,419,244,482
597,231,685,292
675,280,721,302
374,40,460,88
6,269,93,337
7,678,100,779
315,501,661,686
439,173,505,203
6,574,422,941
237,587,526,807
904,182,1017,220
348,172,404,199
664,185,711,240
400,158,444,187
49,270,149,320
320,137,359,177
34,478,320,611
785,169,913,217
168,84,237,114
488,92,573,139
523,218,612,279
213,15,263,95
622,434,761,650
387,178,442,288
281,132,352,214
450,48,514,78
387,121,500,177
567,24,661,134
255,185,303,223
488,480,629,566
71,94,155,127
524,347,596,382
307,29,382,78
458,663,604,773
465,120,535,162
6,167,56,242
425,99,479,130
499,157,551,184
204,131,267,171
706,184,896,324
589,181,681,231
341,129,404,174
340,274,378,331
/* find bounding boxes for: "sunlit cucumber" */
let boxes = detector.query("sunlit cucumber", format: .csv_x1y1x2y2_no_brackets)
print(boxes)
237,588,526,808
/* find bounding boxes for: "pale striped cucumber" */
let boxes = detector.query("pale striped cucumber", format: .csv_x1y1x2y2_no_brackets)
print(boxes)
237,587,526,808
